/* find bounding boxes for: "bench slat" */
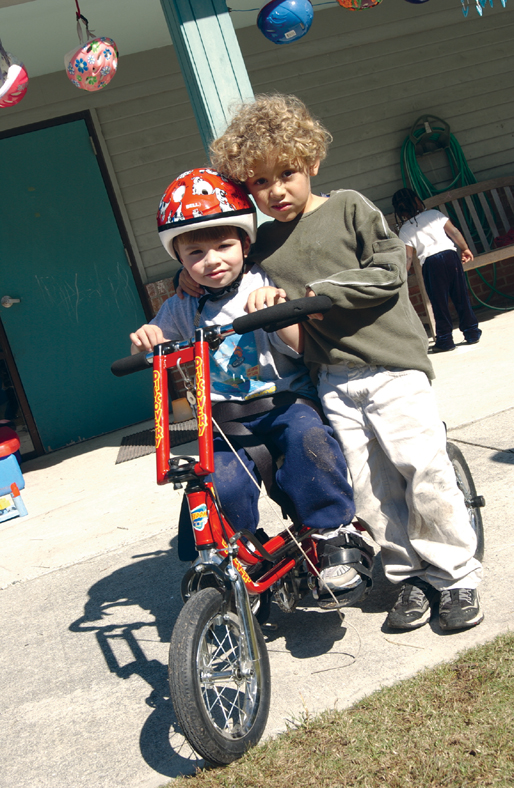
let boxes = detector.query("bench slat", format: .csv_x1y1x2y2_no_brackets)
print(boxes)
423,176,514,207
504,186,514,217
463,243,514,271
452,199,477,255
464,195,491,252
491,189,510,234
477,192,498,240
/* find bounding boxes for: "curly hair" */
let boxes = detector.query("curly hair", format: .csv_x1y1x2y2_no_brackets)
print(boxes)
210,93,333,183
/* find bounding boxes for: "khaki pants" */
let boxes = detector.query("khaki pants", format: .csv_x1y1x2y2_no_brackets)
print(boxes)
318,364,482,591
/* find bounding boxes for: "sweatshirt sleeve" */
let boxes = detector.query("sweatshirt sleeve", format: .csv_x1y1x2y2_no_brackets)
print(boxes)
307,192,408,310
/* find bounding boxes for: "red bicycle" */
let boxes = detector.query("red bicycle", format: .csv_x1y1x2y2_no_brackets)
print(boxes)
112,296,484,766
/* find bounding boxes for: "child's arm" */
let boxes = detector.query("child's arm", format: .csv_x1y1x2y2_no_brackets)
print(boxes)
404,244,415,272
306,194,408,310
245,286,303,353
444,220,474,265
130,324,167,354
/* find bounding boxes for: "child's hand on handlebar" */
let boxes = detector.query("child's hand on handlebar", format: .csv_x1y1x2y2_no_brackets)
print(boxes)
245,287,304,353
245,286,288,312
176,268,205,300
306,287,325,321
130,324,167,353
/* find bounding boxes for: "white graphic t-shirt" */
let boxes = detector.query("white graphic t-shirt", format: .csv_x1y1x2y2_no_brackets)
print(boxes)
150,265,316,403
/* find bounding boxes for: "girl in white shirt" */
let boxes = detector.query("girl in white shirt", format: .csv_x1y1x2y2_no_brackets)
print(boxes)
392,188,482,352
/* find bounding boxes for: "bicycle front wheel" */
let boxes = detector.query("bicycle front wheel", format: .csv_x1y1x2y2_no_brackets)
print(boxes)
169,587,271,766
447,441,485,561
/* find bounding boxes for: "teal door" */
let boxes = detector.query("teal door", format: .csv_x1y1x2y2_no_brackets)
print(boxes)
0,119,152,452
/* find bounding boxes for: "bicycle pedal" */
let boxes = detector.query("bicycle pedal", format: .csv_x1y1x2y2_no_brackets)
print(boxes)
315,579,370,610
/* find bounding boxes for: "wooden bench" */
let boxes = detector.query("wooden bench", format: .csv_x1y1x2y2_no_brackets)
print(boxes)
385,176,514,338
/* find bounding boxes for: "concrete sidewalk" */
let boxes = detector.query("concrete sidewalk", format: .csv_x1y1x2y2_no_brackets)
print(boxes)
1,308,513,788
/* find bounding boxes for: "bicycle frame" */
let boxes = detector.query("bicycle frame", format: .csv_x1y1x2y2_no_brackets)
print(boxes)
151,325,318,599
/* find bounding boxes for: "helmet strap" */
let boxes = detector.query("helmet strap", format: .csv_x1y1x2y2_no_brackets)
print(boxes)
74,0,94,43
193,262,248,327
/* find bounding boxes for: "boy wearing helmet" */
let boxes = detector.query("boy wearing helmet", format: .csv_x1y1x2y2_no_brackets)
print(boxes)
130,168,372,609
178,95,483,633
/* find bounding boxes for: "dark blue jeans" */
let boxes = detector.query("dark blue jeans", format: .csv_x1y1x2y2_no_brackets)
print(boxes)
422,249,481,349
177,402,355,560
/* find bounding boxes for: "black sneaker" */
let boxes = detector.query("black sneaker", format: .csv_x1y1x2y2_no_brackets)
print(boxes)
465,329,482,345
386,578,436,630
430,344,456,354
439,588,483,631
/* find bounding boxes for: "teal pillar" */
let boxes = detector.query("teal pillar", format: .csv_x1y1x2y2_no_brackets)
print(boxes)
159,0,255,152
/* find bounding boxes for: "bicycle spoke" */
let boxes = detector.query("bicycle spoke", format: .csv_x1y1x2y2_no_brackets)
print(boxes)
196,615,257,737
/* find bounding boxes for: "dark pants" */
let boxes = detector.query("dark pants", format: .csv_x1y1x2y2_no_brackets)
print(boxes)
422,249,481,349
177,402,355,560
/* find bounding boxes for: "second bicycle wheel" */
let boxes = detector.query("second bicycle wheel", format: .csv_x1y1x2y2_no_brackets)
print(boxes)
169,586,271,766
447,441,485,561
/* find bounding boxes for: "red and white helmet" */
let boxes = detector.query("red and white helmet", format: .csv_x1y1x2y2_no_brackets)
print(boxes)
0,48,29,108
157,168,257,260
64,37,118,92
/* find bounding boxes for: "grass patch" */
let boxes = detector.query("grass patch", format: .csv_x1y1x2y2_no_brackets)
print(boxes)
166,632,514,788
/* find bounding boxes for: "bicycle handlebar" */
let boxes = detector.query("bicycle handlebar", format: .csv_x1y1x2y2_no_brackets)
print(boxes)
111,351,152,377
233,295,332,334
111,296,332,377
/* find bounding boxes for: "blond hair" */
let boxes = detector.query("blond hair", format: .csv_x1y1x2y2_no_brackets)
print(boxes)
210,93,332,183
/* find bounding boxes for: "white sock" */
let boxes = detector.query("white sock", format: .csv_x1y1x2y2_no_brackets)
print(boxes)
311,523,360,540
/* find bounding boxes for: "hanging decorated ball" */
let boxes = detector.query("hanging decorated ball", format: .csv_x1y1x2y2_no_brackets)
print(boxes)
336,0,383,8
0,51,29,108
64,37,118,92
257,0,314,45
404,1,430,4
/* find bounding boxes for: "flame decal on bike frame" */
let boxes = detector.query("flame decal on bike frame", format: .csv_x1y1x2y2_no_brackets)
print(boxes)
195,356,208,437
154,370,164,449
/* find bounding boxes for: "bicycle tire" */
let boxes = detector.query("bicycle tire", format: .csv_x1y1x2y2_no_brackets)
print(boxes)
168,587,271,765
447,441,485,561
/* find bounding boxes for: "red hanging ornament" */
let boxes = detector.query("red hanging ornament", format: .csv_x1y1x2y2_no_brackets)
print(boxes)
0,40,29,108
336,0,383,8
64,2,118,92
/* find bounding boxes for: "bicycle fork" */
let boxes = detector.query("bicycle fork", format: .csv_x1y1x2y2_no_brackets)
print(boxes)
189,539,265,684
225,542,265,683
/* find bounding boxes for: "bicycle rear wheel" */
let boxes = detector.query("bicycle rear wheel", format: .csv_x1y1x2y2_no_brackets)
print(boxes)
169,587,271,766
447,441,485,561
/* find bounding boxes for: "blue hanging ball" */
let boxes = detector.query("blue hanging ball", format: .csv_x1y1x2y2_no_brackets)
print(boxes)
257,0,314,45
404,0,430,4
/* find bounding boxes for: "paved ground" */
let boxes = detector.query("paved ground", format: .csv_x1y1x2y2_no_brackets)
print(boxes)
1,308,513,788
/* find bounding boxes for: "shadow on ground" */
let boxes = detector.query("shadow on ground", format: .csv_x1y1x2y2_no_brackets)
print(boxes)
69,536,206,778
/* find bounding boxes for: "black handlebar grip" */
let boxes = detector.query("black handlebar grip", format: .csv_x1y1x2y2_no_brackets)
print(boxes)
232,295,332,335
111,352,152,377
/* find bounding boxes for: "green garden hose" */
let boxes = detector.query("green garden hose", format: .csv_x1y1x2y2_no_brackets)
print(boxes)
401,117,477,199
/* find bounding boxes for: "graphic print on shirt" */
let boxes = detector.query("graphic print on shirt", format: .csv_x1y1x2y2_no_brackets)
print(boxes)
210,333,276,400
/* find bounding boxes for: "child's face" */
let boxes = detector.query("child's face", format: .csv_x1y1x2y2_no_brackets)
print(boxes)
176,230,250,290
245,159,320,223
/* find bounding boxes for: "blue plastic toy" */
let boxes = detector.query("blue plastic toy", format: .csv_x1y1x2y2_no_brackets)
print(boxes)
257,0,314,45
0,425,27,521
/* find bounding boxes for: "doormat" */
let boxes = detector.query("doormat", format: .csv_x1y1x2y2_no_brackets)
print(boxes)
116,419,197,464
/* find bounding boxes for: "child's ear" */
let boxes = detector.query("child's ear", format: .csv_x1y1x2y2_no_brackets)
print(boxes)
310,159,321,177
243,235,251,256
